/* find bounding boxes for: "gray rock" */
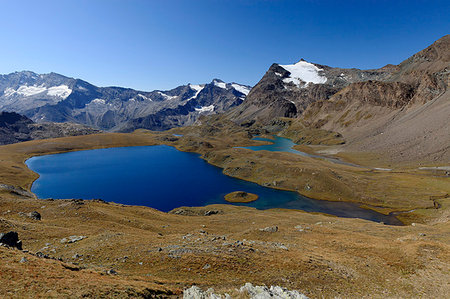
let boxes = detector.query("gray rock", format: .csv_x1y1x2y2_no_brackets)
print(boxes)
183,286,226,299
27,211,41,220
204,210,219,216
239,282,309,299
60,235,86,244
260,226,278,233
107,269,118,275
35,252,49,259
184,283,308,299
19,257,28,263
0,184,34,198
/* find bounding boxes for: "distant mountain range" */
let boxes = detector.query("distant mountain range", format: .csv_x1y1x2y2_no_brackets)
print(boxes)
0,72,251,132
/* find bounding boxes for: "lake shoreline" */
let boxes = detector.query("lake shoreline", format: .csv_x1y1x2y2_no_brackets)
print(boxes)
4,130,447,225
26,144,404,225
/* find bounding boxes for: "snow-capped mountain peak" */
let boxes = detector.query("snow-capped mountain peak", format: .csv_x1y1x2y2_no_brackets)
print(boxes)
280,60,327,87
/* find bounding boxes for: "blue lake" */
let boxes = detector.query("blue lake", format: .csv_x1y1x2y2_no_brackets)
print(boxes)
26,145,402,225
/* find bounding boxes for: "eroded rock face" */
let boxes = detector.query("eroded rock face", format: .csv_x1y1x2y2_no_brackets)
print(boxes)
0,231,22,250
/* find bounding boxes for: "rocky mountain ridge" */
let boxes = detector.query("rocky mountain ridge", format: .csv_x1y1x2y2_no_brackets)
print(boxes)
226,59,395,124
224,35,449,163
0,72,251,132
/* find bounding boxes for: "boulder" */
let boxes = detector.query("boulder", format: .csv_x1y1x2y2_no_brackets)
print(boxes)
260,226,278,233
27,211,41,220
0,231,23,250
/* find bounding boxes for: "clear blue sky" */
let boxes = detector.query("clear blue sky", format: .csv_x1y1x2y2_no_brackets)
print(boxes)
0,0,448,91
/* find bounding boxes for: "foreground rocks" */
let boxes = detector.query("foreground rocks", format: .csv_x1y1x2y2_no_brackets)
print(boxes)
183,283,309,298
0,231,22,250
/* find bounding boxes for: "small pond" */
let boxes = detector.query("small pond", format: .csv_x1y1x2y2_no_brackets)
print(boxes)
238,136,361,167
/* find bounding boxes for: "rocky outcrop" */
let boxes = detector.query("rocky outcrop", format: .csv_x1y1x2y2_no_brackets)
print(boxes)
0,111,34,144
183,283,309,298
0,183,35,197
0,111,100,145
27,211,41,220
0,231,22,250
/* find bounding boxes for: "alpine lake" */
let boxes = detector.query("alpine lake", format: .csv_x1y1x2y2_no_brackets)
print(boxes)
26,136,402,225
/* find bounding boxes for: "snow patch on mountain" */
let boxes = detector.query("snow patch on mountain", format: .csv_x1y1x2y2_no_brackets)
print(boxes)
213,80,227,89
91,99,106,105
47,85,72,98
195,105,215,113
280,60,327,87
137,94,152,101
3,88,16,97
6,85,47,97
4,84,72,99
189,84,204,92
187,84,205,101
231,83,251,95
158,91,178,100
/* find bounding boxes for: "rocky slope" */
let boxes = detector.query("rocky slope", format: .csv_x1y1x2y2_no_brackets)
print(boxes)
226,59,395,124
0,111,99,145
225,35,449,163
302,35,449,162
0,72,251,132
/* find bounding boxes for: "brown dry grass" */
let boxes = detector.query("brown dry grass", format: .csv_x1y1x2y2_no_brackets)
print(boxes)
1,195,449,298
0,130,449,298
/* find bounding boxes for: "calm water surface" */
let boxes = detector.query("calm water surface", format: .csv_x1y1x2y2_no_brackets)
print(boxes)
26,145,402,225
238,136,362,167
